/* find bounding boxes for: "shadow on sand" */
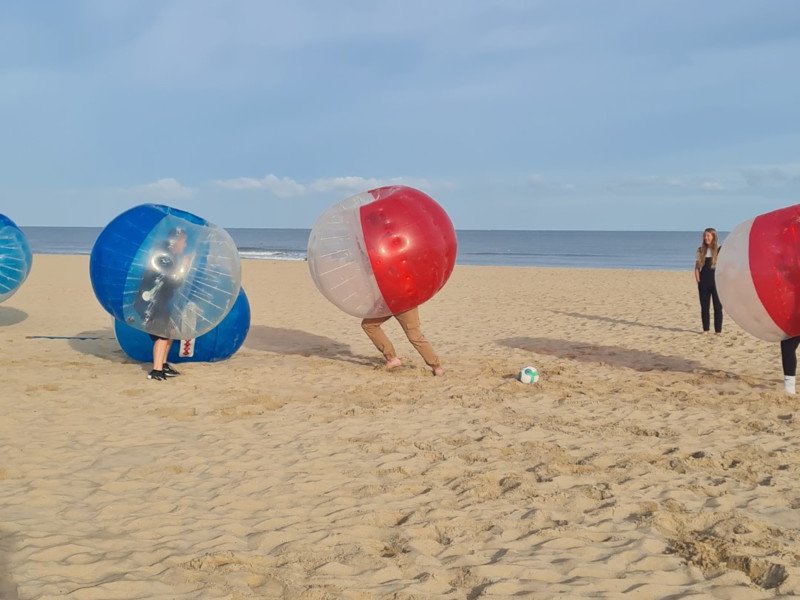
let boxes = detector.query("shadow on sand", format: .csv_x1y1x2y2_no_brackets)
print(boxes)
499,336,702,373
245,326,375,366
0,529,19,600
548,309,696,334
500,336,772,388
64,328,132,364
0,307,27,327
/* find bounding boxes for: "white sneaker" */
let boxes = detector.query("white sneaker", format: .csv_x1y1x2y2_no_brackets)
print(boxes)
784,376,796,395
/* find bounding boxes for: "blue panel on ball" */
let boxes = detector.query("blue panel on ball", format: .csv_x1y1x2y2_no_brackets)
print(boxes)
90,205,171,318
90,204,242,339
114,288,251,363
0,214,33,303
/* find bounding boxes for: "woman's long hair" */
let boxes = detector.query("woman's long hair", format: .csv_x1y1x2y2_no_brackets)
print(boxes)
696,228,719,269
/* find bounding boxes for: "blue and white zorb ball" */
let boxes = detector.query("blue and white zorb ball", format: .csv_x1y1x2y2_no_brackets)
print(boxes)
0,214,33,303
114,288,251,363
518,366,540,384
90,204,241,340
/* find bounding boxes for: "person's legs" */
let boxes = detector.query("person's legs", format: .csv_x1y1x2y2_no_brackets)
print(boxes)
154,338,171,369
154,333,179,377
711,285,723,333
148,337,171,380
698,285,711,332
781,337,800,394
394,307,443,375
361,315,400,367
781,337,800,376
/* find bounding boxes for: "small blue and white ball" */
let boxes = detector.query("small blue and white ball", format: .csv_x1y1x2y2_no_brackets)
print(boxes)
517,366,540,384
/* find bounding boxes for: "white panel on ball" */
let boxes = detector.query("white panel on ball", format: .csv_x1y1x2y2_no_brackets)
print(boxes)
307,192,390,318
716,218,785,342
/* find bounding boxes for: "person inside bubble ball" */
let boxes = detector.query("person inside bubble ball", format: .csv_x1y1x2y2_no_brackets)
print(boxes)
134,227,190,381
361,306,444,376
694,227,723,334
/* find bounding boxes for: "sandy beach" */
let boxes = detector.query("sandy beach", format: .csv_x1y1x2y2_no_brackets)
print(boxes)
1,254,799,599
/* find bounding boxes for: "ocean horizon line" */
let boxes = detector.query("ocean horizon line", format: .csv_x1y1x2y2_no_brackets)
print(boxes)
20,225,723,234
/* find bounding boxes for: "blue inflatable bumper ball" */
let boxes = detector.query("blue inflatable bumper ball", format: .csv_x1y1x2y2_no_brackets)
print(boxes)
90,204,241,339
114,288,250,363
0,214,33,303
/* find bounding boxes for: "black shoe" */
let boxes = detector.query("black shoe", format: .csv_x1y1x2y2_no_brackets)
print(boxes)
162,363,180,377
148,369,167,381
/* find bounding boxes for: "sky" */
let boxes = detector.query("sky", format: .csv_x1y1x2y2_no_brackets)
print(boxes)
2,0,800,230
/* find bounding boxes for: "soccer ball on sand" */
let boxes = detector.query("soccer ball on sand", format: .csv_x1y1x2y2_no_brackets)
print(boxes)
517,366,540,384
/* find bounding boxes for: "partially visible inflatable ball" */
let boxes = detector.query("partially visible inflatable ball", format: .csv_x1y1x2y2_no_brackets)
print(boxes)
717,203,800,341
90,204,241,339
307,186,457,318
114,288,250,363
0,214,33,303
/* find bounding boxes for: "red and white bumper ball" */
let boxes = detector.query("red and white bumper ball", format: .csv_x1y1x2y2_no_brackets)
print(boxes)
717,204,800,342
307,185,457,318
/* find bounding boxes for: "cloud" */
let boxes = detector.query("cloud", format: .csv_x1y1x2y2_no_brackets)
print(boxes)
527,173,576,192
309,176,403,193
699,181,725,191
133,177,193,199
214,174,306,197
739,162,800,189
600,163,800,197
214,174,433,197
606,174,729,194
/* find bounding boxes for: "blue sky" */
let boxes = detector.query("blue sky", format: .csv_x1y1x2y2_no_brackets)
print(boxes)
2,1,800,230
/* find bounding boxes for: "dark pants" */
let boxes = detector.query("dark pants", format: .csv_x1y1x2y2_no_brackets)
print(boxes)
698,284,722,333
781,337,800,376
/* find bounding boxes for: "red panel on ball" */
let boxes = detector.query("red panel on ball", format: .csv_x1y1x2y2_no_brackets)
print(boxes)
359,186,457,315
749,204,800,336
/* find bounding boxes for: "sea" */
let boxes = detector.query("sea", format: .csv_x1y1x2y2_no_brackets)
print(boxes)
21,227,716,271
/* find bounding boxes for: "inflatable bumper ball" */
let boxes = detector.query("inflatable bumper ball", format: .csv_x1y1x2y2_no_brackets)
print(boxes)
0,214,33,303
90,204,241,339
717,203,800,342
114,287,250,363
307,185,457,318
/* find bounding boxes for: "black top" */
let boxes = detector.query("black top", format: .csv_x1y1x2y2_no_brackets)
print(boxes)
698,245,720,287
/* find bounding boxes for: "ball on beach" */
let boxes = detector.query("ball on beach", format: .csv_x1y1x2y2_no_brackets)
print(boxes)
114,287,251,363
0,214,33,303
307,185,457,318
517,366,540,384
90,204,241,340
716,203,800,341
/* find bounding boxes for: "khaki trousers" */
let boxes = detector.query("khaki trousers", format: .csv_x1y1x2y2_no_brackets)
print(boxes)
361,307,441,368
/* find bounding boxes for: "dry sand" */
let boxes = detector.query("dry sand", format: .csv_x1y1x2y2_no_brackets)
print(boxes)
1,254,799,599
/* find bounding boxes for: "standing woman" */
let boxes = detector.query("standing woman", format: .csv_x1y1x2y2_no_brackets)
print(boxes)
695,227,723,334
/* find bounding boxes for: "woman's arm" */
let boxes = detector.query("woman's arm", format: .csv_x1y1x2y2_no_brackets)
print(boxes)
694,248,701,283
